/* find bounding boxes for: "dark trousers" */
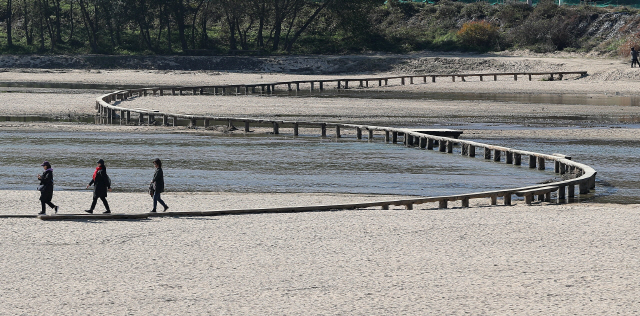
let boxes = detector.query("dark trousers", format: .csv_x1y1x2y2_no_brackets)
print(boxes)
153,191,168,211
633,59,639,68
41,200,55,214
90,196,110,212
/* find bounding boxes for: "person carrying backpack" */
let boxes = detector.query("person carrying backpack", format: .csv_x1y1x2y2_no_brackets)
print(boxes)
84,159,112,214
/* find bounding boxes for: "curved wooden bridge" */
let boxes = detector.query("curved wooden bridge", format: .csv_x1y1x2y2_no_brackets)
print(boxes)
81,71,596,216
43,71,597,220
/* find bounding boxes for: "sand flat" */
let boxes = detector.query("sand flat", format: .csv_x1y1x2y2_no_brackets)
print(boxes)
1,192,639,314
1,53,640,314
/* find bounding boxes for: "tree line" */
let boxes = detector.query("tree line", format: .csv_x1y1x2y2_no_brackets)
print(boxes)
0,0,383,54
0,0,637,55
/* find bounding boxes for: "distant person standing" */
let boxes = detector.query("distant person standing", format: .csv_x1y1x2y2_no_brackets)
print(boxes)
632,47,639,68
37,161,58,215
150,158,169,213
84,159,112,214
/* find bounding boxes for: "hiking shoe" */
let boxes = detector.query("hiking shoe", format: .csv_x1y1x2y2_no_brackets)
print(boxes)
150,210,157,213
37,212,46,215
163,206,169,212
103,211,111,214
84,209,93,214
54,206,59,214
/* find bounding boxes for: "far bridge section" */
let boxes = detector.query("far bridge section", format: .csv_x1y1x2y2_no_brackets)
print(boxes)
100,71,587,98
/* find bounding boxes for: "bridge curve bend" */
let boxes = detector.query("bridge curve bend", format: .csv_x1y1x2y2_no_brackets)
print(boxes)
92,73,596,214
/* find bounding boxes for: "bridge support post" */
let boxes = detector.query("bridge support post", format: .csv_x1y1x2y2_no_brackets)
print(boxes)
538,157,545,170
529,155,537,168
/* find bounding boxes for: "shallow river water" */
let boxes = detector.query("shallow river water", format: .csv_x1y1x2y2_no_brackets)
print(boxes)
0,84,636,203
0,130,558,198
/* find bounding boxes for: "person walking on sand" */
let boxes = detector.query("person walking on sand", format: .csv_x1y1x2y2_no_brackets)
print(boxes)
84,159,112,214
150,158,169,213
37,161,58,215
632,47,639,68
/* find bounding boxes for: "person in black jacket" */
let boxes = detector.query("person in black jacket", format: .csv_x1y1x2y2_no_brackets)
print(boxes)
632,47,639,68
150,158,169,213
84,159,112,214
37,161,58,215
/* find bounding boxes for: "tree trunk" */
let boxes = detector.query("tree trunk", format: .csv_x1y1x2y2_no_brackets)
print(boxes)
6,0,12,46
199,7,208,48
285,1,332,52
165,5,172,52
78,0,98,52
38,0,45,51
171,0,188,51
256,0,266,48
53,0,62,43
190,0,205,49
23,0,32,45
67,0,74,42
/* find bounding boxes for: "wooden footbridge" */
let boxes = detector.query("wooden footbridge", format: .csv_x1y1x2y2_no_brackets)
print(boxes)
16,71,600,220
101,70,587,98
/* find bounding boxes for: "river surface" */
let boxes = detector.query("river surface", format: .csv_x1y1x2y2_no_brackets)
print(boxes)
0,83,635,203
0,130,558,198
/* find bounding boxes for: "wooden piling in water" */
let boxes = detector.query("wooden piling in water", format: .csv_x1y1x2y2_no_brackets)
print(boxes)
529,155,536,168
537,157,545,170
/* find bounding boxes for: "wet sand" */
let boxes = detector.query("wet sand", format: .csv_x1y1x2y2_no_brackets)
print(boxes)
1,53,640,314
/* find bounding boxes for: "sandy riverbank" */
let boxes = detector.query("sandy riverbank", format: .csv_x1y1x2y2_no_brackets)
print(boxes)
1,53,640,314
1,190,639,314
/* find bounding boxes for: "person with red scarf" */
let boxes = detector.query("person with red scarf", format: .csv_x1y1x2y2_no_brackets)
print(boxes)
84,159,112,214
